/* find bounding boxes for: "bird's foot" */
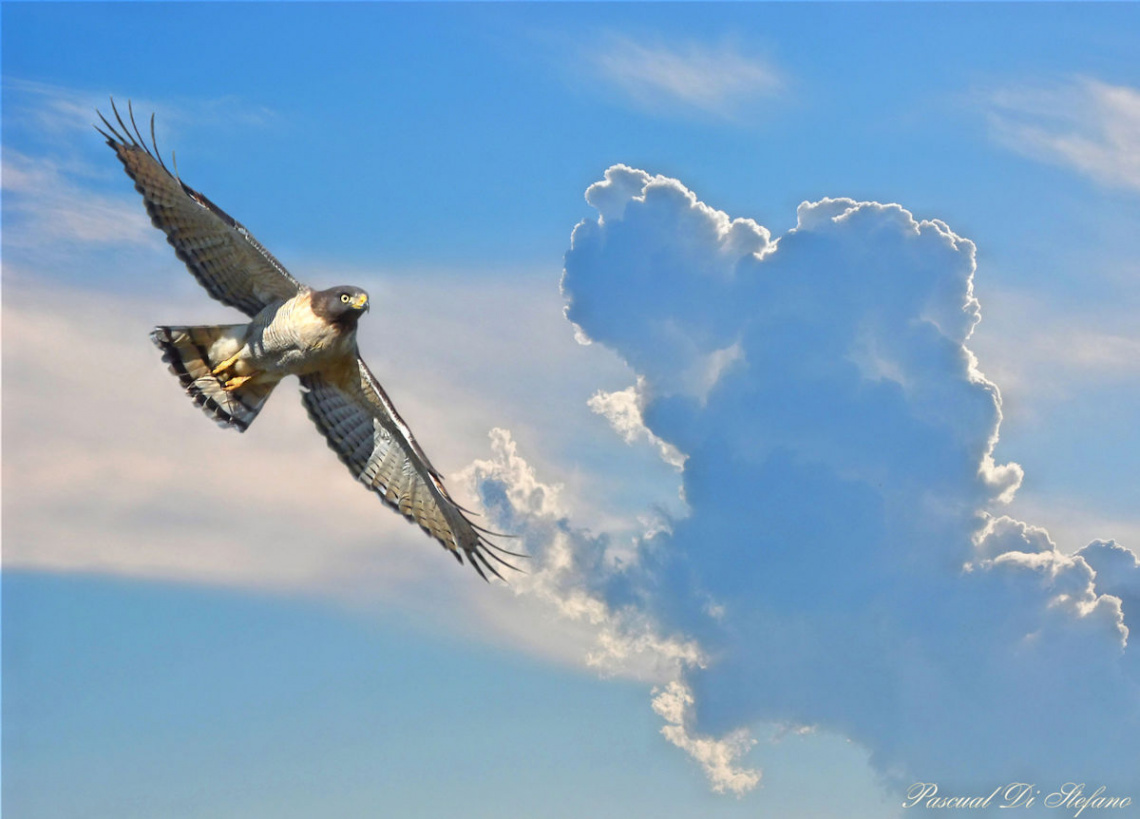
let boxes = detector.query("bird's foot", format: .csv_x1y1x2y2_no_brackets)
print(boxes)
211,352,242,378
223,375,254,392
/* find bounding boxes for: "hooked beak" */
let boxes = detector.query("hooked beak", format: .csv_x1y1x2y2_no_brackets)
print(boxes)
351,293,369,312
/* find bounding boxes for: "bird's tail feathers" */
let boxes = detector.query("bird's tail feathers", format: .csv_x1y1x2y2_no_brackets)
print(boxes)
151,325,280,432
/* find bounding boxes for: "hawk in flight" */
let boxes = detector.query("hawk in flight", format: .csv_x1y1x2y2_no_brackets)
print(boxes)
97,101,519,581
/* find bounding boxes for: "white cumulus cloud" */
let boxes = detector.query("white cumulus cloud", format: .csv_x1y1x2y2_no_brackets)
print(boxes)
537,165,1140,795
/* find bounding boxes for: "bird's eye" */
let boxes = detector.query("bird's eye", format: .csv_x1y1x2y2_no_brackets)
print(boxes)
341,294,350,303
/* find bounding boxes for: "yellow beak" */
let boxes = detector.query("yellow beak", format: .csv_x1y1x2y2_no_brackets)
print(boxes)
351,293,369,310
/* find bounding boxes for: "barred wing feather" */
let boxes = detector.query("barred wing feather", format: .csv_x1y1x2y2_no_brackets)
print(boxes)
97,101,303,317
300,359,518,580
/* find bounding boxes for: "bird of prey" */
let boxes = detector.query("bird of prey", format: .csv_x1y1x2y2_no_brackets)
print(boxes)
96,101,519,581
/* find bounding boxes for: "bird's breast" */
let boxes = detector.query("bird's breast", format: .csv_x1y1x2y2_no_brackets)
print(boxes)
249,291,358,375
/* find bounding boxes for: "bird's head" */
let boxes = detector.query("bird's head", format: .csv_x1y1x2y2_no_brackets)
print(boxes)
314,286,370,326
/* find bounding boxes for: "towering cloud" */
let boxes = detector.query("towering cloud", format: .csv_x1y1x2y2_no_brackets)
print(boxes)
472,166,1140,795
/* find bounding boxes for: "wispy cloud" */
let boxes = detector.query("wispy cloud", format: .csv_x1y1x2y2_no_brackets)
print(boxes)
587,35,782,120
3,77,280,163
985,322,1140,397
2,149,159,248
985,76,1140,192
970,285,1140,403
1,264,686,672
1,79,285,263
3,78,105,135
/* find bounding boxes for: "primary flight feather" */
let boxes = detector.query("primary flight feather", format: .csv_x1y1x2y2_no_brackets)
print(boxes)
97,101,519,581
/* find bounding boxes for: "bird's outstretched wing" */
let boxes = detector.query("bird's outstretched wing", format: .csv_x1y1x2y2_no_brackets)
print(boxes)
97,100,303,317
300,358,522,580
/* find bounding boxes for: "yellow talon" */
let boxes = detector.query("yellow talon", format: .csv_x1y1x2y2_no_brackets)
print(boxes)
211,352,243,377
223,375,254,391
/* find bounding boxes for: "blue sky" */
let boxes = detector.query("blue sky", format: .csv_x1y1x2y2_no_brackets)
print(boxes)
4,3,1140,818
